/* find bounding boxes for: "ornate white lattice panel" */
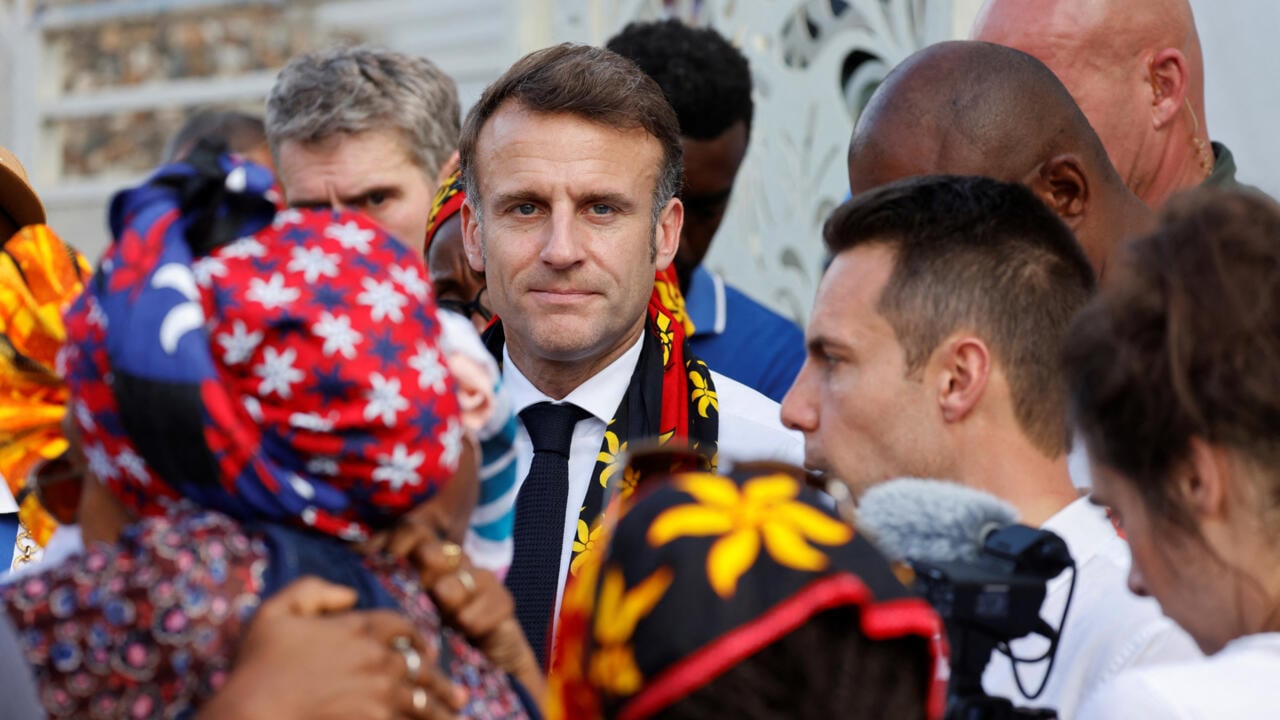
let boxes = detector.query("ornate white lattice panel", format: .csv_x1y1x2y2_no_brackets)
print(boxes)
551,0,963,324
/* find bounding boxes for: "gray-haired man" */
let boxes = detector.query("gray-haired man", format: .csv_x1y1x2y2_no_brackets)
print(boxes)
266,46,459,254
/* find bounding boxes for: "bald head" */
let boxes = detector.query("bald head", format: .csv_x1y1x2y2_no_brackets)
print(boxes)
973,0,1209,206
848,41,1141,274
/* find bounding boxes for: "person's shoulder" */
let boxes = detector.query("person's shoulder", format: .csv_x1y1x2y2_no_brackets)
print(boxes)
1076,666,1194,720
710,370,803,465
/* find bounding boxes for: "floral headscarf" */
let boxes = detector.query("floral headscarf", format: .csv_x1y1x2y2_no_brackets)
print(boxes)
62,153,463,541
0,225,90,548
549,464,949,720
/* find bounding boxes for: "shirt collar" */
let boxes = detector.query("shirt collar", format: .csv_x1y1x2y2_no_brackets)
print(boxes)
502,330,645,423
685,264,726,337
1042,495,1116,568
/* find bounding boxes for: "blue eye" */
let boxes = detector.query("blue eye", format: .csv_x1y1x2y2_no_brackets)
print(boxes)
590,204,613,215
516,203,537,215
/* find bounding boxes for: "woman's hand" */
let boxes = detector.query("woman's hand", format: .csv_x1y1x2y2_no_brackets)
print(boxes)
373,519,546,701
197,576,468,720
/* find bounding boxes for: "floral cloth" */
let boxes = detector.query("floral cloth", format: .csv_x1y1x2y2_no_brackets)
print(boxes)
3,504,529,719
0,224,91,556
549,465,949,720
61,153,462,541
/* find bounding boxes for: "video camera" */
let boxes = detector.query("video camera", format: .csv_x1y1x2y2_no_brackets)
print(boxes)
909,524,1076,720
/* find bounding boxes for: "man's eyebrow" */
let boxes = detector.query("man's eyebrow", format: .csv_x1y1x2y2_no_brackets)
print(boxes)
288,184,400,208
805,333,851,354
578,191,635,209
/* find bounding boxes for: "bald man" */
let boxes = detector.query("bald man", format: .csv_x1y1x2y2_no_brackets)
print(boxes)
973,0,1243,208
847,40,1151,279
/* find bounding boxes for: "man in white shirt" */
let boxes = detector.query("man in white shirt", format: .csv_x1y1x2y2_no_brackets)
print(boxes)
456,43,801,665
781,175,1199,717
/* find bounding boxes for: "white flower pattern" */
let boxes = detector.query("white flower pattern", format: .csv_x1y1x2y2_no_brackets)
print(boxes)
312,312,362,359
246,273,300,310
373,444,425,492
256,346,305,399
287,246,341,284
357,278,408,323
325,221,375,253
364,372,409,427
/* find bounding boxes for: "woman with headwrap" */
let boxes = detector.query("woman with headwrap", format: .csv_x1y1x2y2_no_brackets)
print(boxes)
2,152,537,718
548,458,949,720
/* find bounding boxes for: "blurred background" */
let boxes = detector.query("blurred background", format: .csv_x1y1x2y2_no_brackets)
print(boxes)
0,0,1274,325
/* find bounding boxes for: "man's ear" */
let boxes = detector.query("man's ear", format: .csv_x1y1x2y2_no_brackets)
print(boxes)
1147,48,1189,130
934,336,991,424
1023,154,1089,231
1179,436,1230,522
653,196,683,270
460,199,485,273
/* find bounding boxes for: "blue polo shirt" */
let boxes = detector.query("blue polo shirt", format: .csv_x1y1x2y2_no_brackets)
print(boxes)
685,264,806,403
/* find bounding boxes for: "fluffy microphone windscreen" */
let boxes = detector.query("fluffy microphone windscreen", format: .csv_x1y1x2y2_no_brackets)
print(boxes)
856,478,1020,564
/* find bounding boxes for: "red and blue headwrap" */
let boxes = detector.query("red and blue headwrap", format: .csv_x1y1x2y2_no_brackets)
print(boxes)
62,151,462,541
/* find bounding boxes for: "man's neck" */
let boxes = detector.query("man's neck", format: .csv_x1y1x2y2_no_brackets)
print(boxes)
957,439,1078,528
504,326,646,401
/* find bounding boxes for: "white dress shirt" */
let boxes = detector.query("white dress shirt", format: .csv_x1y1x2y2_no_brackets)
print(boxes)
1076,633,1280,719
502,331,804,619
982,497,1202,719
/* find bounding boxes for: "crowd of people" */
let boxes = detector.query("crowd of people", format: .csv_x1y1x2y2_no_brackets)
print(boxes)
0,1,1276,718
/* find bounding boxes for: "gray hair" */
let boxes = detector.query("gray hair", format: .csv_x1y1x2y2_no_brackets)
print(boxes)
266,45,460,178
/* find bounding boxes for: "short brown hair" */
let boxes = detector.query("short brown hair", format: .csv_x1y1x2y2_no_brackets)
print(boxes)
458,43,683,223
1064,189,1280,532
825,175,1096,457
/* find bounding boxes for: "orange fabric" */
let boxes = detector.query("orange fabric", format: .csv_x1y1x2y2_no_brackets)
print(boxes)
0,224,90,546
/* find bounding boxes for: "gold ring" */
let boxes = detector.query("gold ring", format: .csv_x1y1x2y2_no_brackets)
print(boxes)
412,686,429,712
455,567,476,596
440,541,463,571
392,635,422,677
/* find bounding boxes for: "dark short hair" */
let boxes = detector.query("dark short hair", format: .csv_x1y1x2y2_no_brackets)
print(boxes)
661,608,929,720
165,110,266,163
606,19,754,140
1064,189,1280,533
458,43,683,221
824,175,1096,456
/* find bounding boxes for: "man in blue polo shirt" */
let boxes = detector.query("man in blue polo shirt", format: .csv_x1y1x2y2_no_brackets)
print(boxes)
608,20,805,403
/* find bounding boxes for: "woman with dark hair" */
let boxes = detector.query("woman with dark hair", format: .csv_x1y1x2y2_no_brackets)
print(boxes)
1065,188,1280,718
548,459,947,720
2,152,537,718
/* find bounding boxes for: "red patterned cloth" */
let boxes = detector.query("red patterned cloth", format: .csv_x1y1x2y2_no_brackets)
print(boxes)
62,156,462,540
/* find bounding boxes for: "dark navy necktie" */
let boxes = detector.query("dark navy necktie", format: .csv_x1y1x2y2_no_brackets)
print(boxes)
507,401,592,667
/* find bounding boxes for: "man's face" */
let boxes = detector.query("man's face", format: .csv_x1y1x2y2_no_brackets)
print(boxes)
427,214,490,333
461,103,680,380
676,121,748,282
277,129,436,255
780,244,946,494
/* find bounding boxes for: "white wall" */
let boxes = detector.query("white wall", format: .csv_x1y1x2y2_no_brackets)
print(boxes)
1189,0,1279,197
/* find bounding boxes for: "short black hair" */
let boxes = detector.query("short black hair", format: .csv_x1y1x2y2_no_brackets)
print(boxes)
164,110,266,163
607,19,753,140
824,174,1096,457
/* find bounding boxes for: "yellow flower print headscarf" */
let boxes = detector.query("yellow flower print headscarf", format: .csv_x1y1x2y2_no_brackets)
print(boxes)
548,461,948,720
0,224,91,548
